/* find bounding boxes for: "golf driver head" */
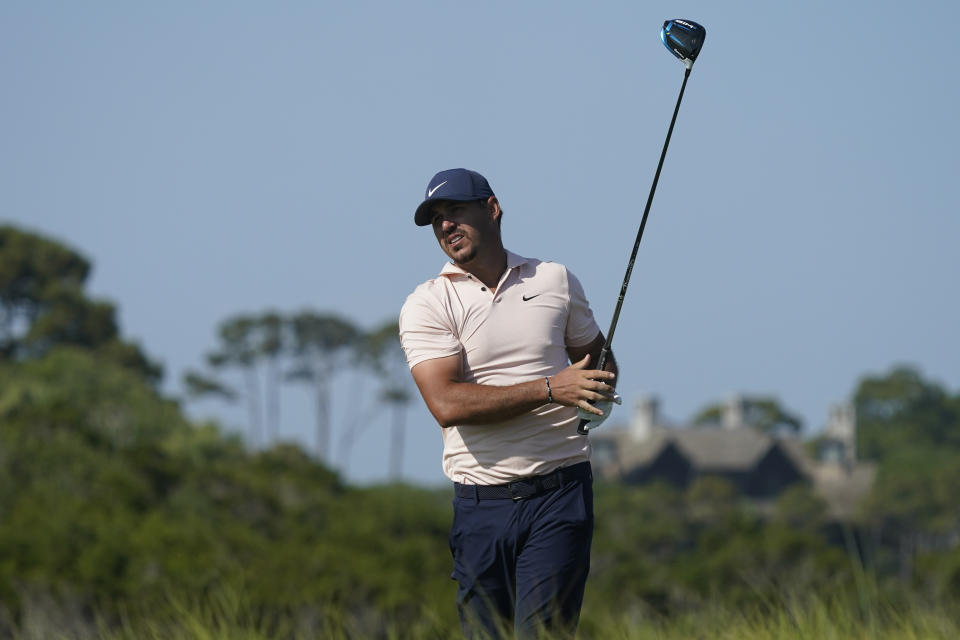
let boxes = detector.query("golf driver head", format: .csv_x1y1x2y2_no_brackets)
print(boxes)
661,19,706,69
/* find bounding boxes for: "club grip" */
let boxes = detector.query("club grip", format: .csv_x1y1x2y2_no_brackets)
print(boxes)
576,417,590,435
576,346,612,435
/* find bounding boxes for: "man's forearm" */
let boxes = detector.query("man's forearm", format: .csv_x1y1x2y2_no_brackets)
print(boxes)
428,378,551,428
411,347,617,428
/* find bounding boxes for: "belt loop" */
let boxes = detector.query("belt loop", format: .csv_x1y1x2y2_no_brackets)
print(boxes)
473,484,479,504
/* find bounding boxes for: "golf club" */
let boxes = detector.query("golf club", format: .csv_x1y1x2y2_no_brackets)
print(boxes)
578,18,705,434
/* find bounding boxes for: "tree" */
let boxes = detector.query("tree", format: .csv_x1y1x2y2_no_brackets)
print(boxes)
0,225,89,351
183,370,237,400
855,365,960,459
287,312,359,462
693,395,803,436
209,315,265,447
351,320,413,480
0,225,161,384
259,312,285,445
185,312,291,448
853,365,960,580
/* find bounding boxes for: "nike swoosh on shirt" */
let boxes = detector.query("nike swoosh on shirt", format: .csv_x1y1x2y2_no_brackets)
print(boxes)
427,181,447,197
522,294,541,301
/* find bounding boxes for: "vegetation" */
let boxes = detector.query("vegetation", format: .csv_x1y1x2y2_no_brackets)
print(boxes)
184,309,410,468
692,396,803,436
1,224,959,638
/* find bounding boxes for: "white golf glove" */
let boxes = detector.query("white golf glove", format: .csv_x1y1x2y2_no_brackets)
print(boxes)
577,393,622,431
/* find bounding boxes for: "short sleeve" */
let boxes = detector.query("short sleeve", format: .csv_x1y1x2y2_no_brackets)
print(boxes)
564,267,601,348
398,287,462,369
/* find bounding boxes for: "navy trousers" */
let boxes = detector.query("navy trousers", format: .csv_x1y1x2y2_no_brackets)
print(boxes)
449,463,594,639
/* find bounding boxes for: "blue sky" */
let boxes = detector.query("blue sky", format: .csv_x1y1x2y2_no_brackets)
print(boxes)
3,1,958,486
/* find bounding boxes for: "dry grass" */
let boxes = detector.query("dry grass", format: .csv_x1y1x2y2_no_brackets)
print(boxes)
4,587,958,640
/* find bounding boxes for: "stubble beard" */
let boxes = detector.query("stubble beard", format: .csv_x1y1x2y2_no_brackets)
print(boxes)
445,233,478,267
451,245,478,267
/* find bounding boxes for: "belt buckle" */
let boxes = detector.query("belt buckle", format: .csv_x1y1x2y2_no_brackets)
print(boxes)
509,481,526,502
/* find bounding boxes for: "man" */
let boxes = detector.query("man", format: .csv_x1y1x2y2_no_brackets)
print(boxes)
399,168,619,639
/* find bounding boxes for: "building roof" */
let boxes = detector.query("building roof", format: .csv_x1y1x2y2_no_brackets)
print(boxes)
671,426,772,471
593,424,801,475
591,422,876,519
590,399,875,519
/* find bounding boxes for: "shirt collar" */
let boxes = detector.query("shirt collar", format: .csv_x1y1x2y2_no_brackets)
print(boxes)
439,249,530,278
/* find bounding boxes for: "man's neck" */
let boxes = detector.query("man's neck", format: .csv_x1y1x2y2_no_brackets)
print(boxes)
458,247,508,289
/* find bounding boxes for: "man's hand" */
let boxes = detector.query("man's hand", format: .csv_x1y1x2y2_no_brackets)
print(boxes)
548,354,617,415
577,394,622,431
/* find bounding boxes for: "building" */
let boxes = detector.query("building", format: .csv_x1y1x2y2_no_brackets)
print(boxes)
590,395,876,519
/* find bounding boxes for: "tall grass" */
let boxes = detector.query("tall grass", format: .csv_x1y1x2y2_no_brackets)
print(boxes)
578,593,960,640
4,586,958,640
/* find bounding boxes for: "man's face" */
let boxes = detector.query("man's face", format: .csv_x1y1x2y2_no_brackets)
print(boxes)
430,199,496,266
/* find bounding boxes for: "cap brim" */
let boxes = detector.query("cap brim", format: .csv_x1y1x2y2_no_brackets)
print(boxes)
413,196,477,226
414,200,435,226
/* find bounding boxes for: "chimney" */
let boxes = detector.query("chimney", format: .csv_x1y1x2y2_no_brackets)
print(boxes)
631,395,659,441
826,402,856,463
722,394,746,429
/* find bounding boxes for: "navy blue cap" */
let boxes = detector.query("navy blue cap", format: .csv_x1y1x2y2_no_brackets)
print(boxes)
414,168,495,226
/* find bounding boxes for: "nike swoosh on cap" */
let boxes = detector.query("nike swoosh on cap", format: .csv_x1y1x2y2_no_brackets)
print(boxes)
427,181,447,198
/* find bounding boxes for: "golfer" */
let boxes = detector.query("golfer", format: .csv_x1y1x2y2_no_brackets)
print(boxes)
399,168,620,638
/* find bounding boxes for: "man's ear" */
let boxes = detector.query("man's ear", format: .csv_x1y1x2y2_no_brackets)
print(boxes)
487,196,501,223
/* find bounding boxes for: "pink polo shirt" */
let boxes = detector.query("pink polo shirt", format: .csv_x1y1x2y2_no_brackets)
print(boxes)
399,250,601,485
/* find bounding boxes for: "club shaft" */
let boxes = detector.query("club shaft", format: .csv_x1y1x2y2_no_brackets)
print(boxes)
577,67,692,435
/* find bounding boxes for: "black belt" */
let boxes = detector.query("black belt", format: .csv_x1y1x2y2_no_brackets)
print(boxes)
454,461,592,502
